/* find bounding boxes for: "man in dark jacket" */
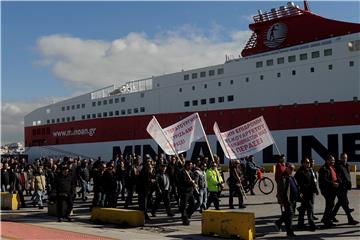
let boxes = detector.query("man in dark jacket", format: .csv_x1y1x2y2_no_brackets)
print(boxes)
151,164,174,217
138,160,156,220
318,154,339,228
102,162,118,208
331,153,358,225
179,161,196,225
55,164,75,222
228,160,246,209
294,157,317,231
275,163,299,238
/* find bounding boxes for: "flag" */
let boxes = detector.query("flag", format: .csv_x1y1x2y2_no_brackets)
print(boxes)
146,116,176,155
147,113,205,154
213,116,274,159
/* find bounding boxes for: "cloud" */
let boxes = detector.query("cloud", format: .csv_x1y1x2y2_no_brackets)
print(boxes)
2,26,252,145
36,27,252,90
1,97,65,145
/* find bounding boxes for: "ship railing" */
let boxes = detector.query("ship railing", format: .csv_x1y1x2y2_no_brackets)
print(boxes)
90,77,153,100
253,3,304,23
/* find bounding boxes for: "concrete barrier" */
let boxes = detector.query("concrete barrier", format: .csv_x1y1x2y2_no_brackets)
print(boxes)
91,207,144,227
356,175,360,188
1,193,19,210
202,210,255,240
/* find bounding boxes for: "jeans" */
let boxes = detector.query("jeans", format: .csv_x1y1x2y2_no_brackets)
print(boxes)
33,190,44,207
195,188,208,211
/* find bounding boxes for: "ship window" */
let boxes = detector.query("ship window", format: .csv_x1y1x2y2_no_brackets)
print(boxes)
201,99,207,105
66,106,70,110
51,119,55,124
204,84,207,89
109,111,113,116
230,80,234,85
192,73,198,79
87,114,90,119
61,106,65,111
97,101,101,106
328,64,333,70
217,68,224,74
97,113,102,118
256,61,263,68
140,92,144,98
179,88,182,92
292,70,296,75
288,55,296,63
82,115,85,120
134,108,139,113
62,117,65,122
115,98,119,103
260,75,264,80
277,57,284,64
127,109,132,114
266,59,274,66
218,82,221,87
348,40,360,51
47,120,50,124
82,104,85,108
349,61,354,67
56,118,60,123
71,105,75,110
310,67,315,73
277,72,281,78
245,77,249,82
209,98,215,104
71,116,75,121
115,111,119,116
192,100,198,106
184,74,189,80
92,114,96,118
109,99,113,104
192,86,195,91
103,100,107,105
77,104,80,109
184,101,190,107
92,102,96,107
200,71,206,78
140,107,145,112
299,53,307,60
218,96,224,103
121,110,126,115
103,112,108,117
228,95,234,102
67,117,70,122
209,70,215,76
311,51,320,58
121,97,125,102
324,49,332,56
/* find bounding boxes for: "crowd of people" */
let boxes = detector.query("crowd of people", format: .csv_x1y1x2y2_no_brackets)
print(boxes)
274,153,358,238
1,152,358,235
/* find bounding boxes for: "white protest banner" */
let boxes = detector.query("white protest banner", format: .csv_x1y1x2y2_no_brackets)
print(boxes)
213,116,274,159
146,116,176,155
147,113,205,155
162,113,205,154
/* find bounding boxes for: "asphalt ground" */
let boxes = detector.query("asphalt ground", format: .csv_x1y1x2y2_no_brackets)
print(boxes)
1,173,359,240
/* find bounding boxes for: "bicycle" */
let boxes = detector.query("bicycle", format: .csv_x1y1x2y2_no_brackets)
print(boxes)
242,168,274,195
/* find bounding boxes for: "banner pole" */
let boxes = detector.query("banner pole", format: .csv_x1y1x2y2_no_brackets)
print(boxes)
262,116,281,155
196,113,215,163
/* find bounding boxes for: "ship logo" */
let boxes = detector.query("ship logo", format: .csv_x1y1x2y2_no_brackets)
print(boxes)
264,23,287,48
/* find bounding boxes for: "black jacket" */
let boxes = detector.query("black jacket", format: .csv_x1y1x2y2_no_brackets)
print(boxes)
335,161,352,190
55,173,75,196
318,164,338,195
294,166,317,197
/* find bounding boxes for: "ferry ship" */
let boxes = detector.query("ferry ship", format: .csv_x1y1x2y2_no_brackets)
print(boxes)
25,1,360,165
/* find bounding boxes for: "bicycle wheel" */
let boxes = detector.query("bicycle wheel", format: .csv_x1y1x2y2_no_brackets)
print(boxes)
258,177,274,195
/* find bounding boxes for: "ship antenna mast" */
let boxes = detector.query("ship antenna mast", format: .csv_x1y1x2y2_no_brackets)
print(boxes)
304,0,310,12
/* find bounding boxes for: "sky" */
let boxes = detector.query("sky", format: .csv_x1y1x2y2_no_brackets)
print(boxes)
1,1,359,145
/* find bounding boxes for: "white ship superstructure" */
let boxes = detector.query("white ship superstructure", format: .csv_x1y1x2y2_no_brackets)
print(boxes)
25,2,360,165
